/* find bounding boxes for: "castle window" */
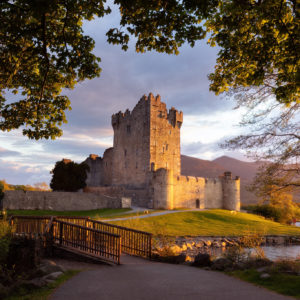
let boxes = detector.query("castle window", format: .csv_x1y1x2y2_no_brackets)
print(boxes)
196,199,200,209
166,144,168,151
136,162,138,169
127,125,131,134
124,149,127,156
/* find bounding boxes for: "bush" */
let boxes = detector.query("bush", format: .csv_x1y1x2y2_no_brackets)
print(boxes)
0,220,12,265
246,204,282,222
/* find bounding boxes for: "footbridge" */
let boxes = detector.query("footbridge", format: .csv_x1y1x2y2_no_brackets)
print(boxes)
9,215,152,265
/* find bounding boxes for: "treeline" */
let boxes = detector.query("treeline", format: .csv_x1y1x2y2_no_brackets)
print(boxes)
0,180,50,192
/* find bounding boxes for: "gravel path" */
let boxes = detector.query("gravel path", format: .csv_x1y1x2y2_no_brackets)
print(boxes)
102,207,203,222
50,256,293,300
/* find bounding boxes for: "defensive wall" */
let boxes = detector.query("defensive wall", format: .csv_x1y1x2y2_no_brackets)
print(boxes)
2,190,131,211
150,169,240,210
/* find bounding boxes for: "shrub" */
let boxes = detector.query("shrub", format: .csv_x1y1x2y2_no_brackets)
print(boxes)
0,220,12,265
248,204,282,222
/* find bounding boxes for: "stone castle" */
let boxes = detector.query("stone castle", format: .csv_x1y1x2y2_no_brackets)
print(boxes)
83,93,240,210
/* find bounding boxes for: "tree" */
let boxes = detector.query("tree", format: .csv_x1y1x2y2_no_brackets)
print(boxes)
223,85,299,197
50,159,89,191
1,0,298,139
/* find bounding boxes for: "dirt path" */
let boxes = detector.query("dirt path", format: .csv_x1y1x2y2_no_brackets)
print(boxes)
50,256,292,300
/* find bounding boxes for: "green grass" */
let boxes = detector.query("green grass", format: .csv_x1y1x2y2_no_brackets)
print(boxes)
4,270,80,300
6,208,132,219
111,209,300,236
230,269,300,299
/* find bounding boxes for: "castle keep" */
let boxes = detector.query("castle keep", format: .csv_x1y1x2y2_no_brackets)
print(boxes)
83,93,240,210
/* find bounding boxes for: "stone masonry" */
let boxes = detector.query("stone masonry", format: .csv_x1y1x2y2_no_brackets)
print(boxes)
83,93,240,210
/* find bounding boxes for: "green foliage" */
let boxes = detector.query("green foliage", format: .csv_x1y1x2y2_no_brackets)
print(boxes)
0,181,4,201
245,191,300,224
0,220,12,265
246,204,282,222
231,268,300,298
50,160,89,191
1,1,298,139
0,0,108,139
5,269,81,300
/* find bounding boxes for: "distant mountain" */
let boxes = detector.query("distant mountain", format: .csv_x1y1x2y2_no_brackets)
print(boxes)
212,156,264,181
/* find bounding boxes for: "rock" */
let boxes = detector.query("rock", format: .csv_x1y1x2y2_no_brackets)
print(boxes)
193,253,212,267
260,273,271,279
195,242,204,248
23,278,48,288
37,264,64,275
212,241,221,248
185,256,192,262
204,240,212,247
186,243,193,250
211,258,233,271
44,271,63,280
181,244,187,251
169,245,182,255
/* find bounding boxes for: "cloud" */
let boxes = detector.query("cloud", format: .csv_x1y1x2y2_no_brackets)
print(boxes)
0,159,51,185
0,147,20,157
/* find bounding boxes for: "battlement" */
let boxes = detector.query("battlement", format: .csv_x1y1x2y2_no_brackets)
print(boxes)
111,93,182,129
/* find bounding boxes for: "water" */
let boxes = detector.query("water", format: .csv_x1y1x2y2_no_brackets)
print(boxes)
195,245,300,261
262,245,300,260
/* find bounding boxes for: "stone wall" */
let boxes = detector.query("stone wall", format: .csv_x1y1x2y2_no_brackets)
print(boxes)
3,190,123,211
151,169,240,210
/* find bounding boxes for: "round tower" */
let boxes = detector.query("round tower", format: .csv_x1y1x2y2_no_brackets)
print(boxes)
222,172,240,211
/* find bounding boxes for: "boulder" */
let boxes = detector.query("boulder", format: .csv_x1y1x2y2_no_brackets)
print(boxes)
44,271,63,280
211,258,233,271
195,241,204,248
193,253,212,267
169,245,182,255
37,264,64,275
260,273,271,279
181,244,187,251
204,240,212,247
186,243,193,250
24,278,48,288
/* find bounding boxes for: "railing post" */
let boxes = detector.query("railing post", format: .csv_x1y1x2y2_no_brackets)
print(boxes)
59,222,63,245
118,237,122,265
149,235,152,260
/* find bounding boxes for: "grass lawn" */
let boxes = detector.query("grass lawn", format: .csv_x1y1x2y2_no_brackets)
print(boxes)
229,269,300,299
111,209,300,236
6,208,132,219
4,270,80,300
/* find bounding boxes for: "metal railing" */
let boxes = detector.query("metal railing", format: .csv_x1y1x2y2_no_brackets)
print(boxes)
88,219,152,259
9,215,152,262
52,220,121,264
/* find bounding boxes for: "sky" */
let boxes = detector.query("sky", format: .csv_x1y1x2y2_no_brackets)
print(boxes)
0,5,248,186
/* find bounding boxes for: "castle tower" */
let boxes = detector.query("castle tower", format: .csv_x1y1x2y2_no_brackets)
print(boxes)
111,93,183,188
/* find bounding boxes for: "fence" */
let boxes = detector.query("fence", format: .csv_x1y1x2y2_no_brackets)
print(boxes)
51,220,121,264
9,215,152,263
87,219,152,259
